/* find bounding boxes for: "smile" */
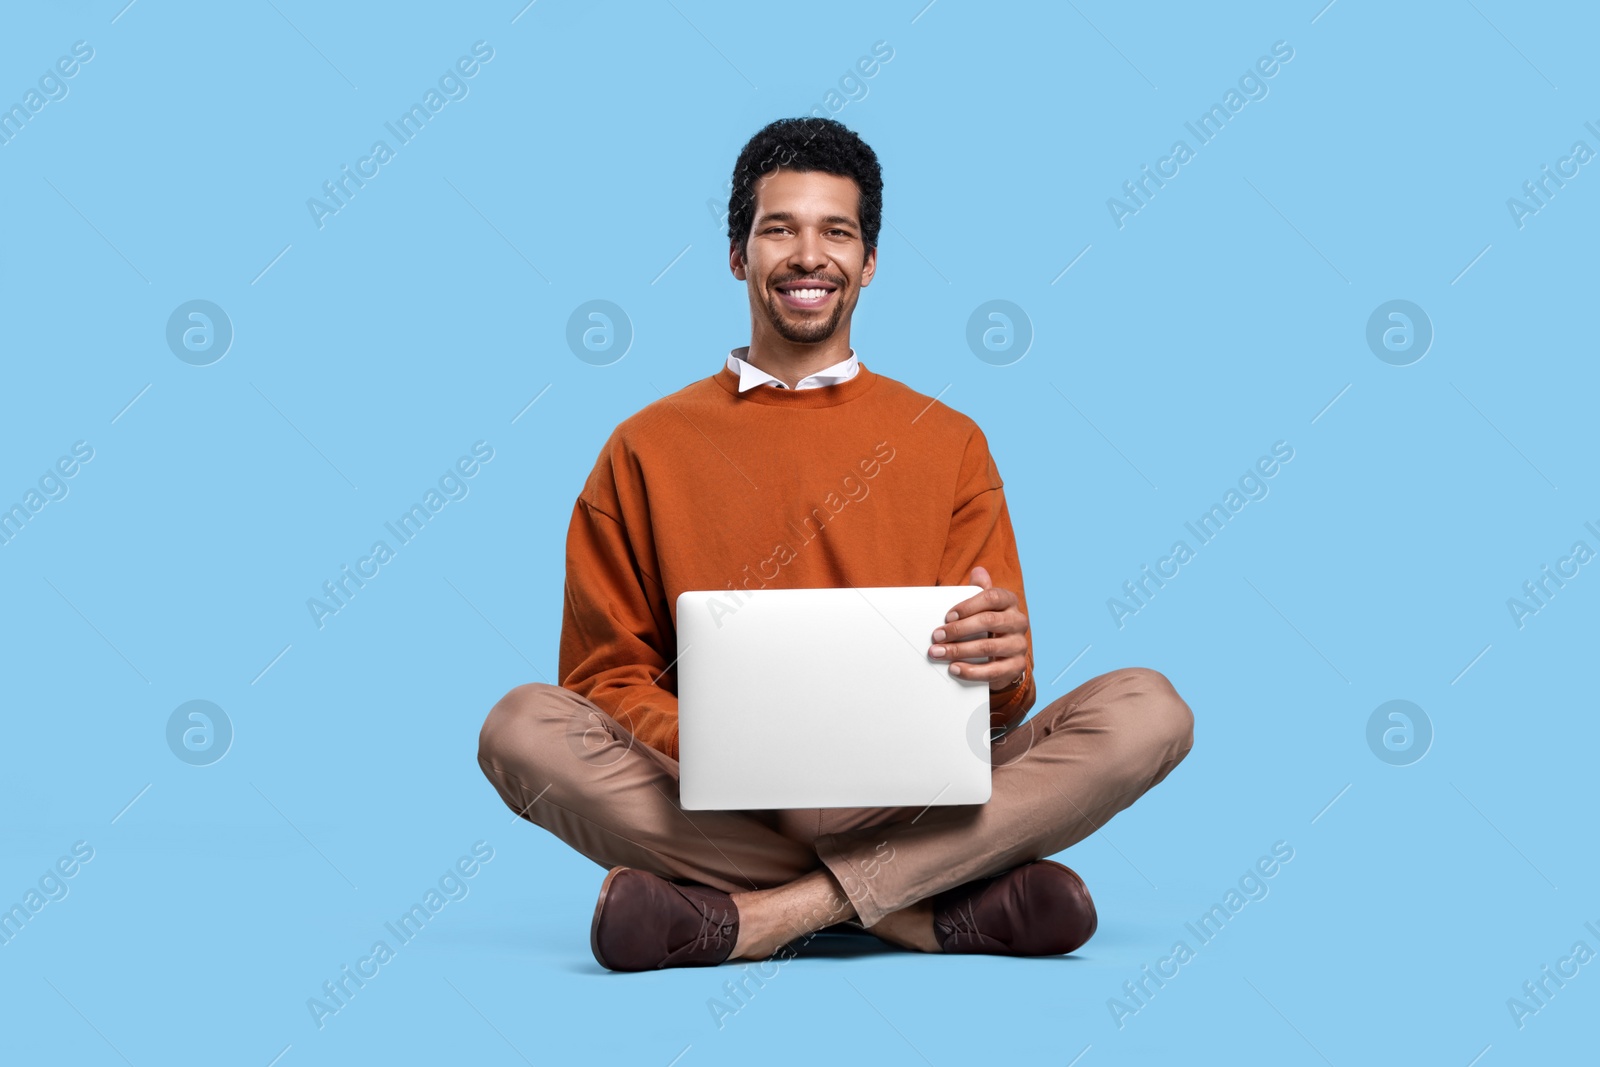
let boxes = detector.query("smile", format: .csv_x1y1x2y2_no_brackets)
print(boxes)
775,285,837,309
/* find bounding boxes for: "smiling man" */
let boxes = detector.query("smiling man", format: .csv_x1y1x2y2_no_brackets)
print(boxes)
477,117,1195,971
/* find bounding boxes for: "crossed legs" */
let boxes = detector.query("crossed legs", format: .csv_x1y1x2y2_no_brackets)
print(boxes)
477,668,1193,956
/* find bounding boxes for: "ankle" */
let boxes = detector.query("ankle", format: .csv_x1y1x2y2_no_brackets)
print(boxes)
868,899,940,953
728,891,768,959
729,876,853,960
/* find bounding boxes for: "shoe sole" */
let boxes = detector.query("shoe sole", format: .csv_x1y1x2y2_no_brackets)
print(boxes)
590,865,631,970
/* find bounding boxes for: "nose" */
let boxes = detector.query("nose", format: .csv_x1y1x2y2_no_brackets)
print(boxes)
790,228,831,274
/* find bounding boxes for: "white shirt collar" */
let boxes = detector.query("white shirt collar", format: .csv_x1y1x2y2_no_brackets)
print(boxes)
724,349,859,392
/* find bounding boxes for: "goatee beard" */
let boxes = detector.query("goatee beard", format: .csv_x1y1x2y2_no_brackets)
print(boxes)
767,290,845,344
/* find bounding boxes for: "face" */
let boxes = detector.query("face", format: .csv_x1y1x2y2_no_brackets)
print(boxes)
731,168,876,345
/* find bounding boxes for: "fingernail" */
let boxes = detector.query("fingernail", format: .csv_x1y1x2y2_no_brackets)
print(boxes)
950,664,962,675
930,646,944,658
946,611,958,622
932,629,946,641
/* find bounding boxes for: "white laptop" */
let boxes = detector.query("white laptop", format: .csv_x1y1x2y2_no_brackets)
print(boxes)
675,585,993,810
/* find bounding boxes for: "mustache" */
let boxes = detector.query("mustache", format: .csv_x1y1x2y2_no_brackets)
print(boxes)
772,274,845,288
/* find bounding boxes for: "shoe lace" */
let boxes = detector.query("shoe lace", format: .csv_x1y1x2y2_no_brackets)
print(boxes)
695,905,736,950
940,899,981,946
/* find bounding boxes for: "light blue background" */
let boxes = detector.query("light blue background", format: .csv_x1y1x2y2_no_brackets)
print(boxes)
2,2,1595,1064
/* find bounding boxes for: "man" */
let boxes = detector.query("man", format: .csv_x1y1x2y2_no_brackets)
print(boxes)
478,117,1194,972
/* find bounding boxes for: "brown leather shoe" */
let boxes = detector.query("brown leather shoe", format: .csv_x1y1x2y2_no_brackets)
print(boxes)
590,866,739,971
932,859,1097,955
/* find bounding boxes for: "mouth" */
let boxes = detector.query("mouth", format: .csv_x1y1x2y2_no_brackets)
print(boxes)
774,279,839,310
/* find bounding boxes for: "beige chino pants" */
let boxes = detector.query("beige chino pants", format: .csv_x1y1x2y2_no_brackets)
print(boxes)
477,667,1194,928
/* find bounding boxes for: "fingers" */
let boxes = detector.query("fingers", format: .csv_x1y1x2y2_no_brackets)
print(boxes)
941,585,1016,628
934,606,1027,643
937,579,1027,680
928,635,1023,662
949,655,1026,685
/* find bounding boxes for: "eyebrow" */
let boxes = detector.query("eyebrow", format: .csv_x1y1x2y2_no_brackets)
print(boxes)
755,211,859,229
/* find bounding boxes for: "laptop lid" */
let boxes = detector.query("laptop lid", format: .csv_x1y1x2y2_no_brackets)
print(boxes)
675,585,992,810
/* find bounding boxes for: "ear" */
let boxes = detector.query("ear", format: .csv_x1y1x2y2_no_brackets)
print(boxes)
859,244,877,288
730,240,748,281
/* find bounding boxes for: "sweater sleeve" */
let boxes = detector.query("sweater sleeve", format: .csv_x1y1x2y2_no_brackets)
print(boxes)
557,494,682,759
937,426,1037,731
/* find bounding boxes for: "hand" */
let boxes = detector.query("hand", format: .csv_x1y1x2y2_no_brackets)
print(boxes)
927,566,1028,690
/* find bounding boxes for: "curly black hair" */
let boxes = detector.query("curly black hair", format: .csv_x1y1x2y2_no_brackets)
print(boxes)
727,117,883,259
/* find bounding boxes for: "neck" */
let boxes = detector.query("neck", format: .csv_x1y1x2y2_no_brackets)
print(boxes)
741,331,853,389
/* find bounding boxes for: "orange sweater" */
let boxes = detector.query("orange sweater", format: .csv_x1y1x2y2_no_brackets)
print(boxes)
559,361,1037,760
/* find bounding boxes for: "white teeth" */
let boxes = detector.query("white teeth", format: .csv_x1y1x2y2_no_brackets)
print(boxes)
787,288,828,300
